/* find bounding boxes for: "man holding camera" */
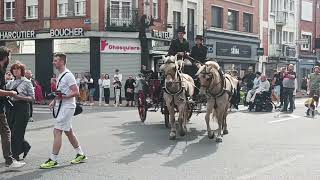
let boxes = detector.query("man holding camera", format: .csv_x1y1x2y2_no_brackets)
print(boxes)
40,53,86,169
0,46,26,168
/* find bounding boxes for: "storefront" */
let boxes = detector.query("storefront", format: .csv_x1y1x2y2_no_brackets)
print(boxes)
297,55,316,90
205,30,260,78
100,37,141,98
147,30,172,72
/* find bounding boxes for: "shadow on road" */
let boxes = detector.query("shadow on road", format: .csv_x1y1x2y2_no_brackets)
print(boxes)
113,121,218,167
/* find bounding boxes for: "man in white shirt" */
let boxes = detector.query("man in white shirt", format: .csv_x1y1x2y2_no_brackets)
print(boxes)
40,53,86,169
246,72,262,103
249,74,270,102
113,69,122,105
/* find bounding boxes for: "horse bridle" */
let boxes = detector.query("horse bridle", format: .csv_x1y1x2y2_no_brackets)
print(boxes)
163,60,184,96
199,66,225,98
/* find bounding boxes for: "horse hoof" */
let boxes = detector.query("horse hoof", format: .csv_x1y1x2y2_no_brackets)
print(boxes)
223,129,229,135
169,132,176,140
216,137,223,143
208,133,215,139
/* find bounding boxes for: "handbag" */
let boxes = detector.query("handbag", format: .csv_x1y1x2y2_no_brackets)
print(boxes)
126,88,133,93
74,102,83,116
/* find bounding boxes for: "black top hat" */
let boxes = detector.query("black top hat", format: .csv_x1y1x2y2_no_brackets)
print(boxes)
177,26,186,33
195,35,204,40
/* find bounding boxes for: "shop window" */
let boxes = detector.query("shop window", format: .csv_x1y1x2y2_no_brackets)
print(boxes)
4,0,15,21
153,0,158,19
212,6,223,28
75,0,86,16
243,13,253,33
57,0,68,17
228,10,238,31
26,0,38,19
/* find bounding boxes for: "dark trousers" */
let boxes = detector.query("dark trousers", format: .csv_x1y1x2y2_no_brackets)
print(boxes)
104,88,110,104
280,85,284,105
0,113,14,165
7,102,31,158
283,88,294,111
29,102,33,118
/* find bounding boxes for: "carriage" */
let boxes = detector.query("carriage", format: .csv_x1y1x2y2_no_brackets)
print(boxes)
136,59,204,128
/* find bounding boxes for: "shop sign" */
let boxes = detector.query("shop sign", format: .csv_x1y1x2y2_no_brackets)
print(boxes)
0,31,35,40
50,28,84,37
216,42,251,58
151,30,172,40
100,38,141,54
151,40,170,51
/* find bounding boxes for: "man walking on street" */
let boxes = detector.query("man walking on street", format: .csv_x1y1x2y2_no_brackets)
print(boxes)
281,64,296,113
0,46,26,169
40,53,87,169
25,70,35,122
308,66,320,106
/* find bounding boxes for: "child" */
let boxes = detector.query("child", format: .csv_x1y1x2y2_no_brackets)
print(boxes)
304,95,319,117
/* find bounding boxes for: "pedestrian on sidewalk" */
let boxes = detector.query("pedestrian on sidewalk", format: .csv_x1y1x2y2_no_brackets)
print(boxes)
98,73,105,106
40,53,87,169
0,46,26,169
281,64,296,113
6,63,34,161
113,69,122,105
113,76,122,107
125,75,135,107
308,66,320,101
79,74,88,104
86,74,95,106
102,74,111,106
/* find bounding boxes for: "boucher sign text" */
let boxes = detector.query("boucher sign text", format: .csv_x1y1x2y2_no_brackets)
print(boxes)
50,28,84,37
100,38,141,54
0,31,35,40
216,42,251,58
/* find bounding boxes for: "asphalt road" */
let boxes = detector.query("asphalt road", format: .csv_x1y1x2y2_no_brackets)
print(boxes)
1,98,320,180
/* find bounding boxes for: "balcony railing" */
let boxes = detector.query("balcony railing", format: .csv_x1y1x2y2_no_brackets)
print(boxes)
275,11,288,26
105,8,139,32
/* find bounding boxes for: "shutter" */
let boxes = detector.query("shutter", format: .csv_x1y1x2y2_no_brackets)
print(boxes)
101,53,141,99
54,53,90,75
11,54,36,74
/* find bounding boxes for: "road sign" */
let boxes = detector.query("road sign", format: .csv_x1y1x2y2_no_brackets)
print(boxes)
257,48,264,56
296,39,309,45
84,19,91,25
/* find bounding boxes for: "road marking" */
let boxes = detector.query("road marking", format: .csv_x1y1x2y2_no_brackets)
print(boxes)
237,154,304,180
268,114,300,124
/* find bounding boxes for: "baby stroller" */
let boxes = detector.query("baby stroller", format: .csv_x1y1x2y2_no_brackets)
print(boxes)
248,90,274,112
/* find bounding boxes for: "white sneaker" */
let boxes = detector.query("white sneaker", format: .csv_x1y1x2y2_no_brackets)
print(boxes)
104,104,109,106
6,160,26,169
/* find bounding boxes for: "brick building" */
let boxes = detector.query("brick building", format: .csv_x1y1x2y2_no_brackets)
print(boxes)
0,0,147,99
203,0,260,77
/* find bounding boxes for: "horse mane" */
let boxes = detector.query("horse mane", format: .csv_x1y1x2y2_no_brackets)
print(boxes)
205,61,220,70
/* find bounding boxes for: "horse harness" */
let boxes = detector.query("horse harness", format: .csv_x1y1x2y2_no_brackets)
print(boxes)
200,66,234,109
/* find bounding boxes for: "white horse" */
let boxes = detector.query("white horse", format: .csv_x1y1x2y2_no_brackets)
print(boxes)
160,55,195,140
196,61,237,142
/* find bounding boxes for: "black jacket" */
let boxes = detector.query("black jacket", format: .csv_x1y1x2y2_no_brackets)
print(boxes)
190,44,208,63
167,38,190,56
0,68,5,113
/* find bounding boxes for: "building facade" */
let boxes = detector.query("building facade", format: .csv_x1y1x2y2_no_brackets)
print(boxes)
298,0,320,86
203,0,260,77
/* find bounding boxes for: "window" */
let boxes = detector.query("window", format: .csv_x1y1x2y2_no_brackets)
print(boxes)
276,30,282,44
110,1,119,18
122,2,130,19
283,31,288,42
26,0,38,19
228,10,238,30
284,0,289,10
270,0,275,12
75,0,86,16
153,0,158,19
289,0,295,11
289,32,294,42
110,1,131,19
4,0,15,21
57,0,68,17
187,8,195,42
302,34,312,50
173,11,181,38
212,6,223,28
270,29,275,44
243,13,253,33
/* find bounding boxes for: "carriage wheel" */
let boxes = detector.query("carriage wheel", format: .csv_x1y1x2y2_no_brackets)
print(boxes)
138,91,147,122
163,106,170,128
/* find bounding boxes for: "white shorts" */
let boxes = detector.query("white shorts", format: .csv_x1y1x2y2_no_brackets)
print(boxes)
54,108,75,131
